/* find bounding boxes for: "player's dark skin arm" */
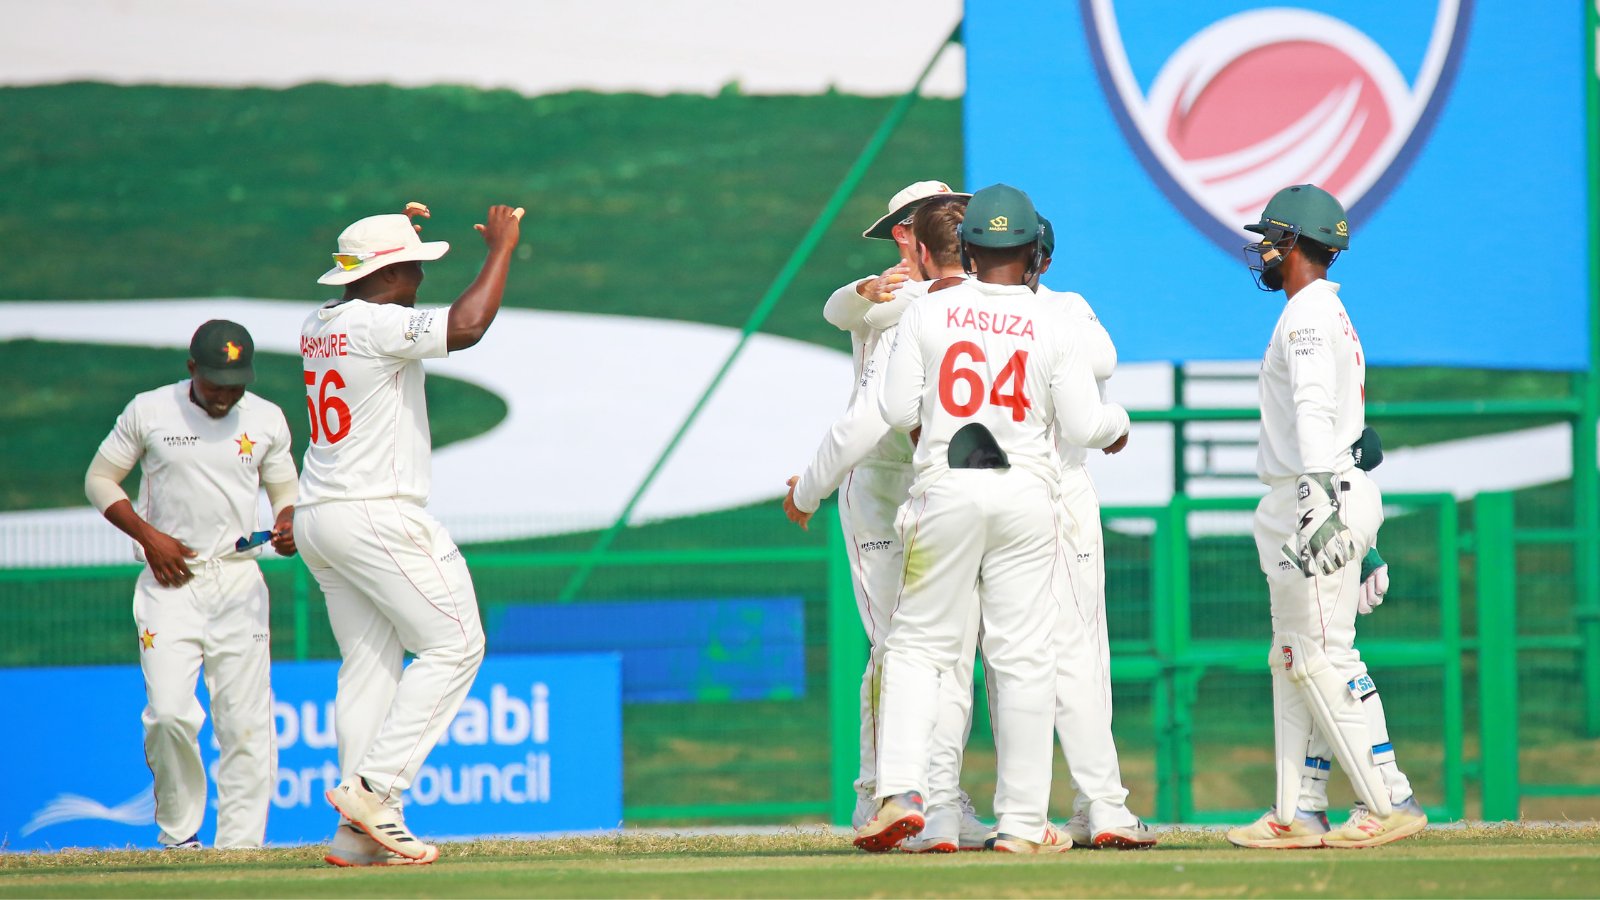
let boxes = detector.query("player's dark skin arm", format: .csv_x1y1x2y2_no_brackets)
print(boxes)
271,504,297,556
102,500,196,587
446,205,523,351
343,203,523,350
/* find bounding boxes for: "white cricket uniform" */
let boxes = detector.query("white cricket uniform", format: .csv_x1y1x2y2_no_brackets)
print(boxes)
1039,287,1138,824
295,299,485,806
98,382,294,848
1254,278,1412,813
876,280,1129,841
807,277,978,816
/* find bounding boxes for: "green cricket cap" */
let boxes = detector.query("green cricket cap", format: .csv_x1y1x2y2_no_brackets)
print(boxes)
1039,215,1056,257
1245,184,1350,251
189,319,255,386
959,183,1041,249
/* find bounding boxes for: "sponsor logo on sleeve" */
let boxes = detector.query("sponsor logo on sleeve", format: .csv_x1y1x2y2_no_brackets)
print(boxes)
405,311,436,342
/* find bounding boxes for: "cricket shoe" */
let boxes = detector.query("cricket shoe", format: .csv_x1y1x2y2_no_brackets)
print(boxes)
985,822,1073,854
1093,818,1158,849
851,795,876,831
1226,808,1330,849
853,791,925,853
1064,813,1093,848
162,834,202,851
901,798,990,854
325,822,438,867
325,777,435,861
900,801,959,853
956,793,993,851
1322,796,1428,849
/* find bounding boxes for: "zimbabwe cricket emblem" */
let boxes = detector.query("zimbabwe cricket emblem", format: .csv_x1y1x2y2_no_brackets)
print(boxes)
1082,0,1473,254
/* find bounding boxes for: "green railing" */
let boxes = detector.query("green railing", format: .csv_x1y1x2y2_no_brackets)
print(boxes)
823,491,1466,826
0,484,1591,823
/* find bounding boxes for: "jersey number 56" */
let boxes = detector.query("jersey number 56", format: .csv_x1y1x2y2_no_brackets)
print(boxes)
304,369,352,445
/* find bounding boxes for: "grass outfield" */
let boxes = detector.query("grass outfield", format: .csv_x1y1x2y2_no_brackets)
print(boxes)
3,828,1599,899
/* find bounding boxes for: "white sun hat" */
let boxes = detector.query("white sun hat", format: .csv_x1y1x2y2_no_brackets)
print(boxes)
317,213,450,285
862,180,970,240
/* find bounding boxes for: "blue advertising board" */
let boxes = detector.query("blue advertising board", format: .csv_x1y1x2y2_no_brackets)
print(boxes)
1,654,620,850
489,598,805,703
964,0,1590,369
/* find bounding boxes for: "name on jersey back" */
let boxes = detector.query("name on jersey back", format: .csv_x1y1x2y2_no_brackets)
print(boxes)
946,307,1035,339
301,334,349,359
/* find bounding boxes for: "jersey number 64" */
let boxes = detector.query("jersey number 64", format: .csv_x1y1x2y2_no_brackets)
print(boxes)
938,341,1030,423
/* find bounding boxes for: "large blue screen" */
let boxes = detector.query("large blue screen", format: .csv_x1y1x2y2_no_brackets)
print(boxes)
964,0,1589,369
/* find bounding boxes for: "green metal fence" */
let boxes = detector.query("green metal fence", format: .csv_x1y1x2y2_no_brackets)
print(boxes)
1,482,1594,823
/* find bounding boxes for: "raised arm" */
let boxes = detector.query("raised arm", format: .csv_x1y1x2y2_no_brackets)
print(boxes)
823,262,912,334
445,205,523,351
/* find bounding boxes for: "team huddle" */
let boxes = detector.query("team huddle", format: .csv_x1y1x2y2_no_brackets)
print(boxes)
85,177,1424,861
783,180,1426,852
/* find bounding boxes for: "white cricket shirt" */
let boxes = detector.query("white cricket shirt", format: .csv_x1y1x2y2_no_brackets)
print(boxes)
1256,278,1367,482
97,382,296,562
1039,287,1118,469
879,280,1130,497
297,299,449,506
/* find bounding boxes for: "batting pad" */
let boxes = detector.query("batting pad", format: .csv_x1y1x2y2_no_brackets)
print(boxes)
1270,647,1312,826
1276,633,1394,818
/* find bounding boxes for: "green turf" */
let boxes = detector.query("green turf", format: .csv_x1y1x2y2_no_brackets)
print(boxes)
0,83,960,351
0,339,505,510
3,829,1598,899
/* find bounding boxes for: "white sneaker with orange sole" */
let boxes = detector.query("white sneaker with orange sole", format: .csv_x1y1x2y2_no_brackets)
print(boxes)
325,777,436,861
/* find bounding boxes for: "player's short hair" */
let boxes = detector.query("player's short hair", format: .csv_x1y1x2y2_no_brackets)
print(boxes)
911,195,968,270
1297,236,1337,268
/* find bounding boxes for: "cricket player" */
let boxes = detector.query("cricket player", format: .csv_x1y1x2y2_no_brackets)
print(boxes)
1226,185,1426,849
786,192,990,851
297,201,522,866
806,181,990,847
857,184,1130,854
85,320,297,850
1030,220,1155,848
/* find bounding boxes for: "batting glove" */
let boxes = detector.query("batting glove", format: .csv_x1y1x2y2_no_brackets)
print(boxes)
1358,547,1389,615
1291,472,1356,576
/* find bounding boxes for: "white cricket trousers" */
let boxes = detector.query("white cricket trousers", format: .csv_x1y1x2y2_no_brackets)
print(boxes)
876,469,1058,842
1055,464,1136,826
133,559,274,849
1253,469,1414,807
839,461,977,810
296,499,485,805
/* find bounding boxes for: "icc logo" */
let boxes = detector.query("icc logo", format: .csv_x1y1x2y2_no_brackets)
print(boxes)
1083,0,1473,254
